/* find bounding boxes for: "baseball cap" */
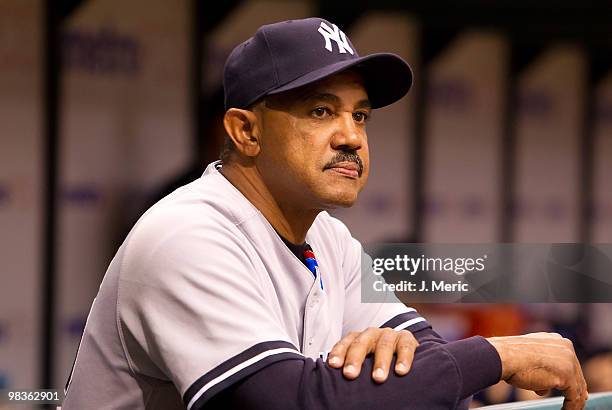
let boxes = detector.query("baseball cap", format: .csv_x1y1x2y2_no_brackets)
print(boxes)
223,17,413,110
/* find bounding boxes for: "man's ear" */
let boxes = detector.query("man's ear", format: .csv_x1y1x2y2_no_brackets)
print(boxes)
223,108,261,158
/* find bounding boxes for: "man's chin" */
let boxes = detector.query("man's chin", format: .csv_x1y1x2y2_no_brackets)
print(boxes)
319,192,359,209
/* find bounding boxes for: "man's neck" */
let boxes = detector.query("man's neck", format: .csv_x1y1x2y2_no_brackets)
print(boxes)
219,161,319,244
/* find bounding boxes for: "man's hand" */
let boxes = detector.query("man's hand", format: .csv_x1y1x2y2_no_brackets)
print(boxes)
326,327,419,383
487,332,588,410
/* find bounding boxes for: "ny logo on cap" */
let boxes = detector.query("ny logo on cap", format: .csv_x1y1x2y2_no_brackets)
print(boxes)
317,21,354,55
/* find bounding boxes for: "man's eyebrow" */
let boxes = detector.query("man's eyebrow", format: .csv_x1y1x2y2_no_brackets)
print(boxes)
355,99,371,110
300,92,372,110
300,92,340,104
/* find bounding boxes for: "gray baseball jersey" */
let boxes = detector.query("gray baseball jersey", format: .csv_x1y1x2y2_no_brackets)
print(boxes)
62,161,427,409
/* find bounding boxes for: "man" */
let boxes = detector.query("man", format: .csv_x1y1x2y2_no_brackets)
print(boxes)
62,18,587,409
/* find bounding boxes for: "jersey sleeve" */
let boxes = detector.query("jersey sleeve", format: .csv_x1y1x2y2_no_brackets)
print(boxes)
336,220,432,337
205,336,502,410
117,210,303,410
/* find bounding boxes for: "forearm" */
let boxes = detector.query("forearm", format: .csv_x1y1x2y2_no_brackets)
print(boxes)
205,336,501,410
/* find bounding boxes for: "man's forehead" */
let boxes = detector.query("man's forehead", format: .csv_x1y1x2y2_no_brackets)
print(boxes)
297,71,367,99
266,70,370,108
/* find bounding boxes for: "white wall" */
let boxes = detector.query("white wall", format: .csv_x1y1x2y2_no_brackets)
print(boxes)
423,31,507,243
54,0,192,387
0,0,43,394
592,72,612,243
514,45,586,242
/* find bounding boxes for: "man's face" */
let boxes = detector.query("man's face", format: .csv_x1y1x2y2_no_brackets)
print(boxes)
253,70,371,210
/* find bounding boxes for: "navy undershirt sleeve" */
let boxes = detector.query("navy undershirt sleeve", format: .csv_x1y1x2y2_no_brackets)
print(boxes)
203,336,501,410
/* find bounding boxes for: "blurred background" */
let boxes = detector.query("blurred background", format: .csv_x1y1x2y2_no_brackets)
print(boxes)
1,0,611,407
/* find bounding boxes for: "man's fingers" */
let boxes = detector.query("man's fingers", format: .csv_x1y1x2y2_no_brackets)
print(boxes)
575,353,589,406
371,329,398,383
490,332,587,410
562,395,587,410
559,374,587,410
329,328,420,383
554,338,587,410
567,338,588,409
394,330,418,376
343,327,379,379
327,332,359,368
560,389,584,410
535,390,549,396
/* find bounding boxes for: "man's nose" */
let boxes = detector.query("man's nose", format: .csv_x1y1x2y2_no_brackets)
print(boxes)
331,113,363,151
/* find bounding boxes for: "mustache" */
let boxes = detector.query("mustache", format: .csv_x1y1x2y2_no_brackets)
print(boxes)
324,151,364,177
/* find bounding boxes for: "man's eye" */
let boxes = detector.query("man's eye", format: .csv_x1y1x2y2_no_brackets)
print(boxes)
312,107,331,118
353,112,369,123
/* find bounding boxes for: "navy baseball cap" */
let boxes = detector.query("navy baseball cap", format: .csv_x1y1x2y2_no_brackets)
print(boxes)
223,17,413,110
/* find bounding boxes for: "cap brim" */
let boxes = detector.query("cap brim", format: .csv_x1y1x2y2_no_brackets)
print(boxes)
267,53,413,109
